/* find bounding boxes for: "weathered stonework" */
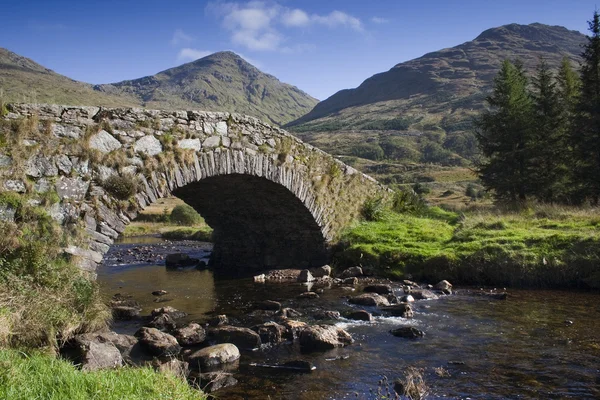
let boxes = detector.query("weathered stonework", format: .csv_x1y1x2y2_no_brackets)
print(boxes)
0,104,388,276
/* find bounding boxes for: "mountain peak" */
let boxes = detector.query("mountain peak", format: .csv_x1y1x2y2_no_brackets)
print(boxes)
474,22,582,43
288,23,585,129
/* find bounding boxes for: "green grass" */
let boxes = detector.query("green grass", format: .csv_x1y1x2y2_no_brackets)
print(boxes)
335,205,600,288
161,227,213,242
0,349,205,400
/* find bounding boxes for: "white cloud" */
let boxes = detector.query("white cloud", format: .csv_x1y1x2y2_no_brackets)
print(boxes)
177,48,212,61
371,17,389,24
281,9,310,27
171,29,194,46
206,2,364,52
231,30,282,51
312,11,363,31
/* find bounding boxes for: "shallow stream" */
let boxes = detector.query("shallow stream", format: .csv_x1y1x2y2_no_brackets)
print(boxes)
99,238,600,399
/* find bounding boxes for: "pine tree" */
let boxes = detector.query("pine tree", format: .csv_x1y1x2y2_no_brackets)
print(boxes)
572,11,600,204
556,56,580,114
476,59,534,203
529,58,568,202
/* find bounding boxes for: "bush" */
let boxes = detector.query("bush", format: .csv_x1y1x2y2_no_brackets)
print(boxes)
170,204,202,226
102,173,139,200
361,196,386,221
350,143,385,161
412,182,431,195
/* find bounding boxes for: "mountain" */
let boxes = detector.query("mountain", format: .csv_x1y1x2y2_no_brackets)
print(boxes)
0,50,317,126
96,51,317,125
286,23,586,165
0,47,138,107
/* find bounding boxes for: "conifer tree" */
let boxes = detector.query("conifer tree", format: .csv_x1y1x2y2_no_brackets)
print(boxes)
572,11,600,204
476,59,534,203
530,58,568,202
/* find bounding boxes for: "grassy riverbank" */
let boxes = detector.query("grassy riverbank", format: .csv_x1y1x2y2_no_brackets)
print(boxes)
0,349,205,400
335,204,600,288
122,197,213,240
0,191,205,398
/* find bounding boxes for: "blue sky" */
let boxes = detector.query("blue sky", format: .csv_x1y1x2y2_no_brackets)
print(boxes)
0,0,595,100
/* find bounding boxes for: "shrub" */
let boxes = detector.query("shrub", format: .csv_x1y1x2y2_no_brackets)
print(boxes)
350,143,385,161
102,173,139,200
361,196,386,221
412,182,431,195
170,204,202,226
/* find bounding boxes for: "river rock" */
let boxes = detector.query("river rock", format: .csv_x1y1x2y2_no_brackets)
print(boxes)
69,334,123,371
279,308,302,318
409,289,439,300
346,310,372,322
264,269,302,281
152,290,168,296
254,300,281,311
364,284,393,295
146,313,177,332
403,280,420,287
165,253,199,268
135,327,181,357
189,371,238,393
390,326,425,339
110,298,142,320
400,295,415,303
90,332,144,365
173,323,206,346
209,326,262,349
151,306,187,320
187,343,240,370
381,303,414,318
299,325,354,352
340,266,363,278
311,265,332,278
251,322,287,345
280,319,307,340
208,314,229,326
112,305,141,320
349,293,390,307
342,277,358,285
297,291,319,299
313,310,341,321
433,280,452,291
298,269,314,283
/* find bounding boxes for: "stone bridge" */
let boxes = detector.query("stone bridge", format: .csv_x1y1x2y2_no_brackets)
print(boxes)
0,104,388,276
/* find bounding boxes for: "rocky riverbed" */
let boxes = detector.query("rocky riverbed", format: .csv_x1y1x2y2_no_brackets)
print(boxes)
90,238,600,399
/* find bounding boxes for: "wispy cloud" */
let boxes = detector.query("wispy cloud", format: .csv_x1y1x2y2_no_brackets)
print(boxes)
312,11,363,31
177,48,212,61
206,1,364,52
171,29,194,46
370,17,389,24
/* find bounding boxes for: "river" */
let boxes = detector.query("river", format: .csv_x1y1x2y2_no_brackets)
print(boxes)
98,237,600,399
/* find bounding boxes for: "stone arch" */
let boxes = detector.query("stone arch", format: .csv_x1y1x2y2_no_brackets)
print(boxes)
0,104,389,276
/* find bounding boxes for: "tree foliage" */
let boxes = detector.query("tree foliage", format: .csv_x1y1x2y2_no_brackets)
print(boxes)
476,59,534,203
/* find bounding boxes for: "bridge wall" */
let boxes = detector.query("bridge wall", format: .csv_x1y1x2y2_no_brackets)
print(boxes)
0,104,387,275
